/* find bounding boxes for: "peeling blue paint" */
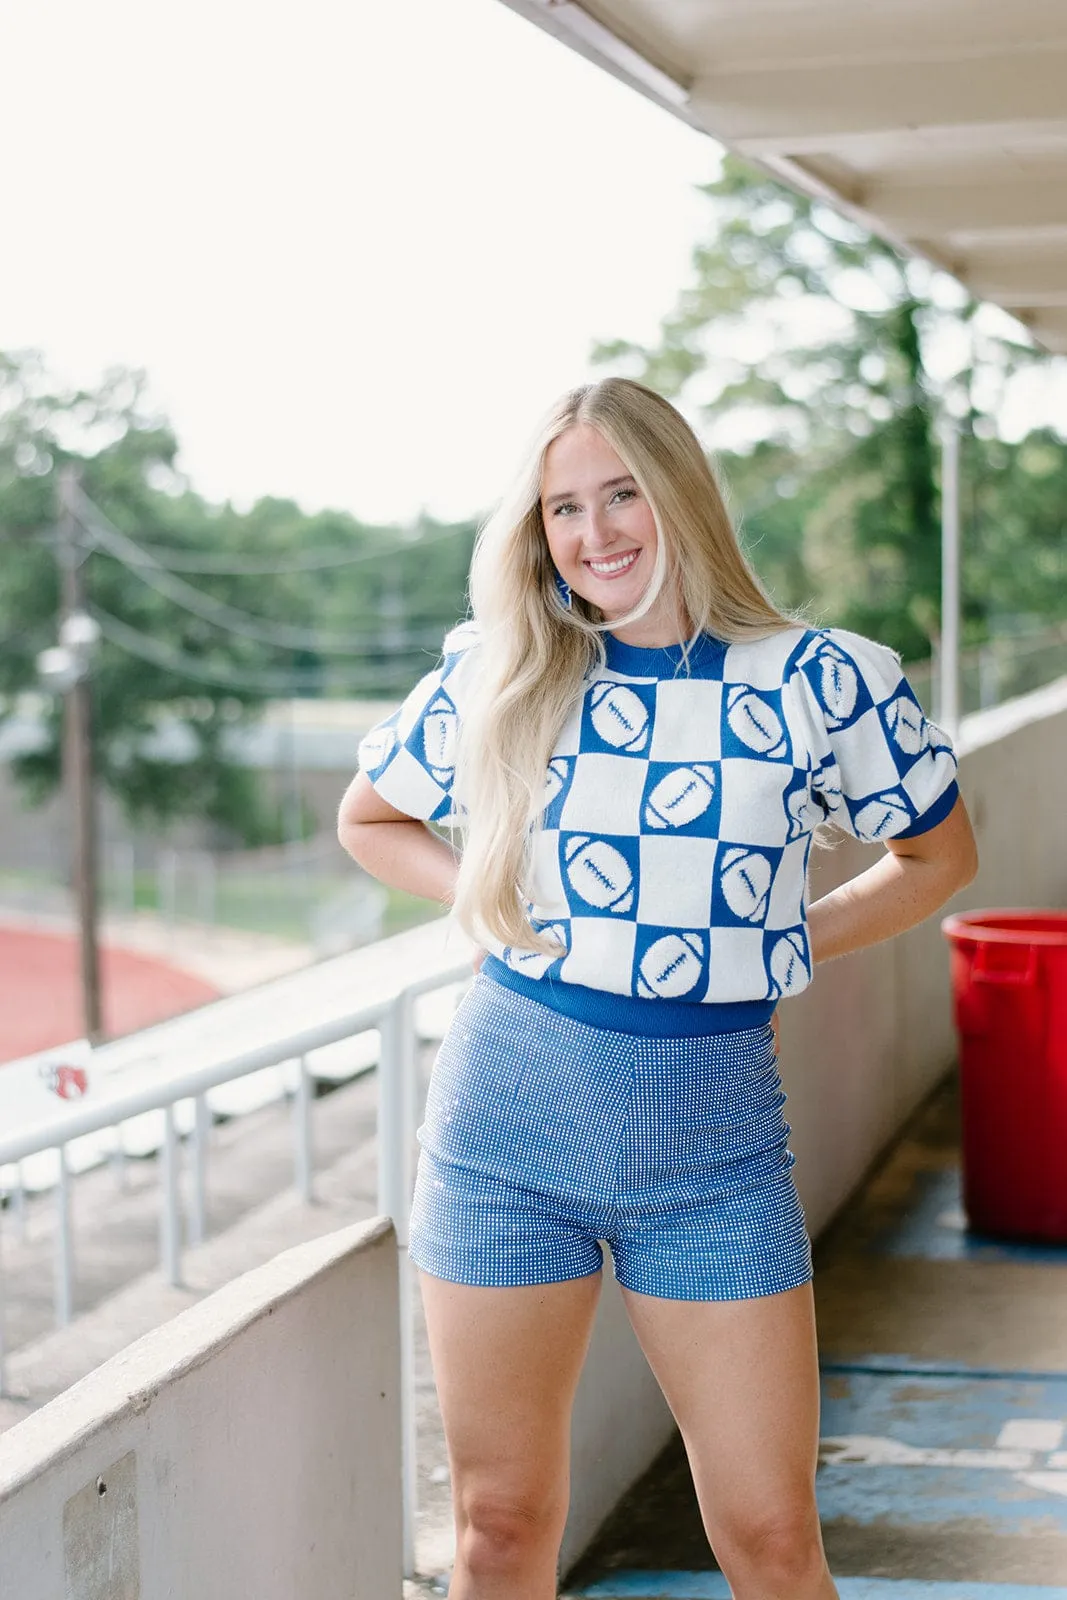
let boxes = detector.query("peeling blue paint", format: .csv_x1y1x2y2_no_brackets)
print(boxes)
875,1167,1067,1263
818,1370,1067,1533
571,1576,1067,1597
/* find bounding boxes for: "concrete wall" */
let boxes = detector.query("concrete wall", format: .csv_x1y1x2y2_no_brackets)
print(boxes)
560,677,1067,1572
0,1219,402,1600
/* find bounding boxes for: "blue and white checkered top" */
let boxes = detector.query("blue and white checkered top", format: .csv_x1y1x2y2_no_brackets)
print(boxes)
356,622,958,1032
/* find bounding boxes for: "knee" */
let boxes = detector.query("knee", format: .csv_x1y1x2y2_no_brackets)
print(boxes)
458,1487,565,1581
715,1499,827,1588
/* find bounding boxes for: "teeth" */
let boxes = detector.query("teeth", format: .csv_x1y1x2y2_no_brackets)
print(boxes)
587,551,638,575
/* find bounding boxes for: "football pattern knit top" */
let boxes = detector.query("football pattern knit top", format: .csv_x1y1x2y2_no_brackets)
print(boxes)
357,622,959,1035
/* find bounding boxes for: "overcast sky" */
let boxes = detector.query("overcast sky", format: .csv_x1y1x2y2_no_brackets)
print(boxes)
3,0,1064,526
2,0,717,523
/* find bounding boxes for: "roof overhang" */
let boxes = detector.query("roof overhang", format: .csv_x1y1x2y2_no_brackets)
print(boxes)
499,0,1067,354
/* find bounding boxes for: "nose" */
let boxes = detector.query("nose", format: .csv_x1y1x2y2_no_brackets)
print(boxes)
582,507,618,551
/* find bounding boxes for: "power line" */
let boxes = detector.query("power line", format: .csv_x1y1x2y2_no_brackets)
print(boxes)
74,490,452,657
83,519,472,576
92,607,440,695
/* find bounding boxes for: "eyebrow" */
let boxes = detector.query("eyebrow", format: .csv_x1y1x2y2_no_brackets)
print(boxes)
542,475,636,509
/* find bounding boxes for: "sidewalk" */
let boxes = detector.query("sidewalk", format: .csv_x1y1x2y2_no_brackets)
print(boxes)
563,1074,1067,1597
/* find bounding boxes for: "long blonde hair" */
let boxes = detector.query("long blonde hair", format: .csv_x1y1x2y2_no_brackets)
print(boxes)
452,377,796,955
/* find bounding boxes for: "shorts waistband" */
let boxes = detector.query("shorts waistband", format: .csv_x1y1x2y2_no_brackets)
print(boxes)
480,956,775,1038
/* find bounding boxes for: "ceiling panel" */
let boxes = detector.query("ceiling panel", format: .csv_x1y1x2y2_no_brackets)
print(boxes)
499,0,1067,352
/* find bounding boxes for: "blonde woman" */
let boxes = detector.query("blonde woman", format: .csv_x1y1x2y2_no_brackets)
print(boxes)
338,378,977,1600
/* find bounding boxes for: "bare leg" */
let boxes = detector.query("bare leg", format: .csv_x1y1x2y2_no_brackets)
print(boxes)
623,1282,837,1600
420,1270,602,1600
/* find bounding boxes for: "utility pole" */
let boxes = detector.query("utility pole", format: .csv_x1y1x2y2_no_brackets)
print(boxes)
52,464,104,1042
939,420,961,740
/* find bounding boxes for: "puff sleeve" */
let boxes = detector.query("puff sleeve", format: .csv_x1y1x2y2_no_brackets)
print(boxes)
355,621,480,825
787,627,959,843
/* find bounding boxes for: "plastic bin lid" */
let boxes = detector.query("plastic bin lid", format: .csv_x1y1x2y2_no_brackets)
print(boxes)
942,908,1067,946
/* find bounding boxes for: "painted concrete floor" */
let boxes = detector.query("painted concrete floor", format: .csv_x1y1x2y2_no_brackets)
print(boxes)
565,1075,1067,1598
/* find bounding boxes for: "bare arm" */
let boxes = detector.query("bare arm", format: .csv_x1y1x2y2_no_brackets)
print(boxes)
337,771,459,908
808,792,978,967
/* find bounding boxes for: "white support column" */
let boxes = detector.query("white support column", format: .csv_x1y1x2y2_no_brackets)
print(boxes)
939,420,961,739
293,1057,314,1205
189,1094,210,1246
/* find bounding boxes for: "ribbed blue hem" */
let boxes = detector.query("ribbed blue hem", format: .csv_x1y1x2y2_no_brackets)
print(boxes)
480,956,775,1038
895,778,960,839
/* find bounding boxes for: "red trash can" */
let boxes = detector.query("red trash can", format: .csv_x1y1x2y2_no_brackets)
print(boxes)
942,910,1067,1242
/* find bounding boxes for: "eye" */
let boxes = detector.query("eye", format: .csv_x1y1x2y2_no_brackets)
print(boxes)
610,487,637,505
551,501,579,517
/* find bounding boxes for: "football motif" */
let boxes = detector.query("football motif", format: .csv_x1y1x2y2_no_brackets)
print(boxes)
564,836,634,913
422,694,458,784
768,931,808,997
643,765,717,830
358,725,396,775
854,790,911,840
784,778,813,841
589,682,651,752
884,695,927,756
505,923,568,980
816,646,859,726
720,847,773,923
637,933,705,998
726,687,787,757
543,758,570,808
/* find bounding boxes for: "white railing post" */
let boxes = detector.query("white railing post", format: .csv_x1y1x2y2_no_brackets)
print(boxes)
160,1104,182,1287
294,1057,314,1204
189,1094,210,1246
378,989,418,1580
11,1164,27,1242
55,1144,73,1326
0,1207,7,1396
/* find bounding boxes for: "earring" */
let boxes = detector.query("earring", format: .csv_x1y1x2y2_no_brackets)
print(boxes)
553,570,573,611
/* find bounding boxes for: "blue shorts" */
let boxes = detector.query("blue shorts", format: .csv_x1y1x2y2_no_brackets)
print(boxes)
409,972,812,1301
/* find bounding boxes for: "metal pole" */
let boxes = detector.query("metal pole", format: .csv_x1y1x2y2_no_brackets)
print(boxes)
189,1094,210,1246
293,1058,314,1204
378,992,417,1578
57,463,104,1043
160,1104,182,1287
939,421,961,738
55,1144,74,1326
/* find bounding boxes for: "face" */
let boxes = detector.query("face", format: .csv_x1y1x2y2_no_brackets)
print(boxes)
540,422,661,626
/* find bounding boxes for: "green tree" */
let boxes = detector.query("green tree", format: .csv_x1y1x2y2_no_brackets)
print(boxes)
594,156,1063,661
0,352,477,841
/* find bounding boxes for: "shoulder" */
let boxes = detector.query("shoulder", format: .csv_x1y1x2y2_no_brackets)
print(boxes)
720,624,817,691
441,618,481,661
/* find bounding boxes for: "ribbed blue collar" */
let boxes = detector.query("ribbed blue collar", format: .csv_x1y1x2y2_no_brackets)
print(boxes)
602,629,725,679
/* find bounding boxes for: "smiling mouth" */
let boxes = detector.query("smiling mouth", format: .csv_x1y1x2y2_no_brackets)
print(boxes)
585,550,640,577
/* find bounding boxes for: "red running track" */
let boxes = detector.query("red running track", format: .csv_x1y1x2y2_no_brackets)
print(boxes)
0,926,221,1064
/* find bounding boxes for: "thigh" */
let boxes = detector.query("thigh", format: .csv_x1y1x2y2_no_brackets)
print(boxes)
622,1282,821,1539
420,1269,603,1515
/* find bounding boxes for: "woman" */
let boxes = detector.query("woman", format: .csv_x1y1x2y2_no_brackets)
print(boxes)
338,378,977,1600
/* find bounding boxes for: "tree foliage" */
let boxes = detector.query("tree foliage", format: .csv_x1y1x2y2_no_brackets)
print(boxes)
594,157,1066,661
0,352,476,844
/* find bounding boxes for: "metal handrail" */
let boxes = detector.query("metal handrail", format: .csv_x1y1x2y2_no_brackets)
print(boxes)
0,953,475,1578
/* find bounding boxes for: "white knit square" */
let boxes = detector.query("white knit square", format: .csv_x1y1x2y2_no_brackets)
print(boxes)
649,680,724,761
563,918,637,989
767,838,809,929
526,828,568,919
705,927,767,1001
558,754,647,835
718,759,795,845
830,706,905,796
636,835,718,927
901,750,957,820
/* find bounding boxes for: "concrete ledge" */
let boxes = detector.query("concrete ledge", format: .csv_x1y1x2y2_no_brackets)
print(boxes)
0,1217,402,1600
